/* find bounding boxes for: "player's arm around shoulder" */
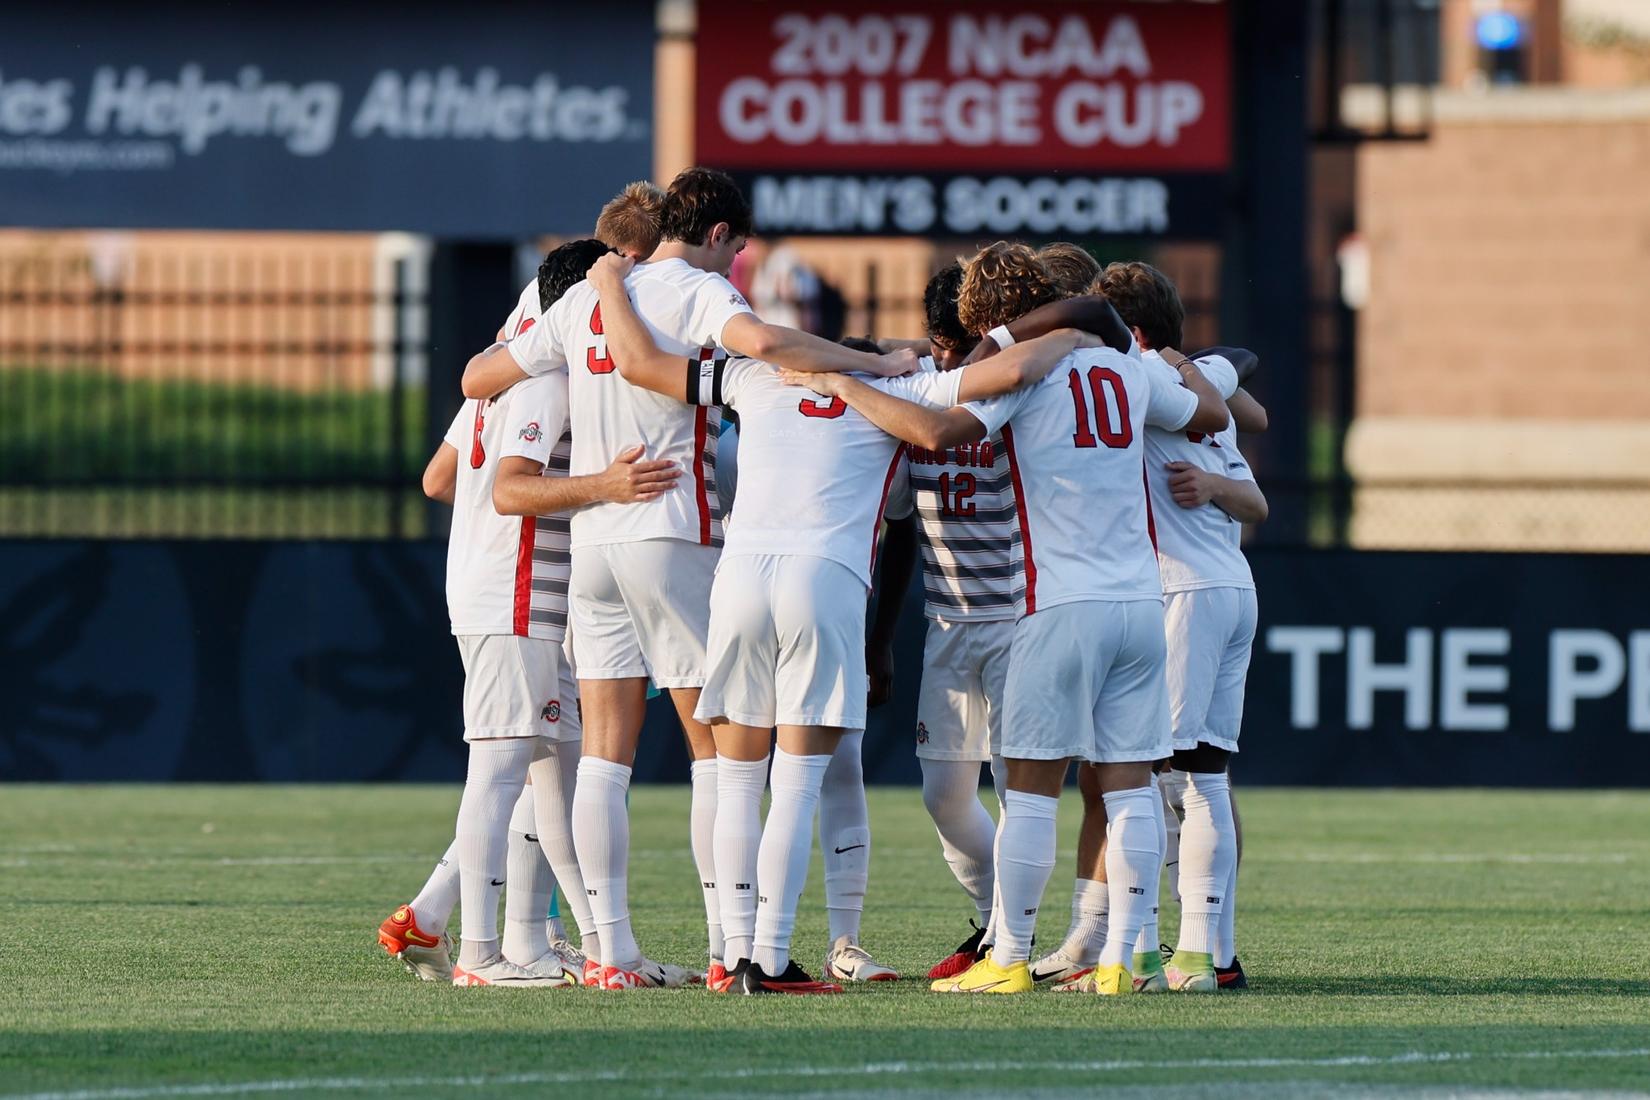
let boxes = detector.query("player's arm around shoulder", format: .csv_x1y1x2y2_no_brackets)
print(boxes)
1164,459,1269,524
721,312,918,378
1155,348,1229,434
777,368,987,452
953,328,1101,401
588,254,698,402
422,442,458,505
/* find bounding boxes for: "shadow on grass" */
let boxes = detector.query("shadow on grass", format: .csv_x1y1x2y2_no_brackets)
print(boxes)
1250,975,1650,997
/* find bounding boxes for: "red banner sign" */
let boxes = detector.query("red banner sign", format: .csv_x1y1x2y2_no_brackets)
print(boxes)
695,1,1230,173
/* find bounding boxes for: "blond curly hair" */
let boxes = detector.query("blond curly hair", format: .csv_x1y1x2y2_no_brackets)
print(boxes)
594,180,665,258
957,241,1060,334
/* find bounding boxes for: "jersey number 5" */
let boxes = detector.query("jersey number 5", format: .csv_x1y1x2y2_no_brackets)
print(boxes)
587,305,616,375
1067,366,1132,449
797,395,847,419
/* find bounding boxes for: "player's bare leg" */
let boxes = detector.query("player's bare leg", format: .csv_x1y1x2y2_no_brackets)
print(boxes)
1034,765,1109,984
743,724,846,994
821,731,897,982
669,688,725,976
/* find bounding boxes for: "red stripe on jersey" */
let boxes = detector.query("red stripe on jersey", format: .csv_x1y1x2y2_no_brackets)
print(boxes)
869,443,908,574
1000,424,1036,616
515,316,536,338
1142,462,1158,554
513,516,537,637
693,406,712,546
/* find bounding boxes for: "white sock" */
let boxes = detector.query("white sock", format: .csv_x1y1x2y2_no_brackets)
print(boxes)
1218,852,1239,968
752,749,829,975
1098,785,1161,970
527,741,596,959
502,786,555,965
993,790,1058,966
920,758,996,922
408,840,459,935
1160,769,1187,904
1134,775,1168,959
572,756,638,968
981,809,1006,947
1178,771,1236,959
689,758,724,963
715,754,767,968
455,737,536,968
819,732,869,945
1059,876,1109,965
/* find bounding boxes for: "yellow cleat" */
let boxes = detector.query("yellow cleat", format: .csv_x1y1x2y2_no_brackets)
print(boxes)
930,950,1032,994
1092,962,1136,996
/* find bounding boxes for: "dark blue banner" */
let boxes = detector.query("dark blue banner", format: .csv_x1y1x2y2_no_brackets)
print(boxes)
2,541,1647,785
0,2,655,235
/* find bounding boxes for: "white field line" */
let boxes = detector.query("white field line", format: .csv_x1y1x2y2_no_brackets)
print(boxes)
8,1046,1649,1100
1260,853,1634,865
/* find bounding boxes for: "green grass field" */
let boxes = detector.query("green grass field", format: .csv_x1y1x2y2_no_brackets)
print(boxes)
3,786,1648,1099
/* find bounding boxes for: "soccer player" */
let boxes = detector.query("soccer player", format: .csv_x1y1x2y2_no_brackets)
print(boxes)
1036,241,1102,299
1056,262,1267,993
588,248,1106,993
782,242,1229,996
376,239,680,988
460,167,913,989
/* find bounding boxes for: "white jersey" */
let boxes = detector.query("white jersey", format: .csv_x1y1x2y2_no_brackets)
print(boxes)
443,370,572,641
694,356,962,588
1140,351,1256,594
886,360,1020,621
966,348,1200,615
506,257,754,550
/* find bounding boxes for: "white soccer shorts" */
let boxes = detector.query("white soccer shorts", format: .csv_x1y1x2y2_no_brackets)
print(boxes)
568,538,717,689
915,617,1014,762
456,634,577,743
1164,587,1258,754
695,553,868,730
1001,598,1172,764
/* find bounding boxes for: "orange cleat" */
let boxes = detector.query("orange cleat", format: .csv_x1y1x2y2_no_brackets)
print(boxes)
377,905,453,982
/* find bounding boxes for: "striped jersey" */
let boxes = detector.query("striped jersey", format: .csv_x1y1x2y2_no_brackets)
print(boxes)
442,371,571,641
506,257,750,550
889,420,1023,621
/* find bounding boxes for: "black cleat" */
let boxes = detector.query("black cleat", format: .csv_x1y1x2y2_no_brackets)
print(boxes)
740,959,844,995
1216,957,1248,990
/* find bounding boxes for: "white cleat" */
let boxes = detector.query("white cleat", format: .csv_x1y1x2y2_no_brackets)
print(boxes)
452,956,575,988
824,936,900,983
598,958,703,990
1029,947,1093,985
511,950,580,987
550,938,588,974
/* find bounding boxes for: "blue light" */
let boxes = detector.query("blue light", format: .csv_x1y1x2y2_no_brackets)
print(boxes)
1477,11,1523,51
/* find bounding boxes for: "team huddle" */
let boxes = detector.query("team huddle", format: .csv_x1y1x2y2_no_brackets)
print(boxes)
375,167,1267,996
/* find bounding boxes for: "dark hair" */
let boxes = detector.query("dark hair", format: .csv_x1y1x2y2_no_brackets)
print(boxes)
538,238,615,312
923,263,974,354
838,335,880,355
1097,261,1184,351
658,167,754,246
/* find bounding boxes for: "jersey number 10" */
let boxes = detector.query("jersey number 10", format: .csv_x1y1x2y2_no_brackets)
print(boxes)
1067,366,1132,449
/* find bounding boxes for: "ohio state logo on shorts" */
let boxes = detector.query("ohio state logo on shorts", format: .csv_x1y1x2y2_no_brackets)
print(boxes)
541,699,561,723
915,721,929,745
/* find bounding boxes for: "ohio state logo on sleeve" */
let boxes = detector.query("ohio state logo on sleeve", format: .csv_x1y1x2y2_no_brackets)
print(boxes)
519,422,543,442
541,699,561,723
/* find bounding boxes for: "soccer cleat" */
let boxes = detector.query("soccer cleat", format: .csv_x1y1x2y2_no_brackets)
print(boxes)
1167,950,1218,992
1216,957,1248,990
1028,946,1092,985
709,958,748,994
927,922,988,980
1051,966,1097,992
1091,962,1136,996
598,958,701,990
452,956,571,988
741,959,843,995
1132,949,1169,993
550,938,588,975
377,905,453,983
931,951,1032,994
512,950,579,987
582,959,601,987
824,936,899,983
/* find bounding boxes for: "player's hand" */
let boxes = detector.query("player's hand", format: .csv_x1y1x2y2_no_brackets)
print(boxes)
601,444,680,503
1069,327,1110,350
1165,461,1216,508
588,253,634,294
866,641,895,708
868,347,920,377
776,368,846,397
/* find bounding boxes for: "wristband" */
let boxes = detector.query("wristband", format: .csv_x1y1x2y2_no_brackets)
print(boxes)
987,324,1015,350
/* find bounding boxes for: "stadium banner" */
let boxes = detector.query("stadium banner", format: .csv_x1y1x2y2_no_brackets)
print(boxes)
0,2,654,236
3,543,1648,786
696,1,1230,238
